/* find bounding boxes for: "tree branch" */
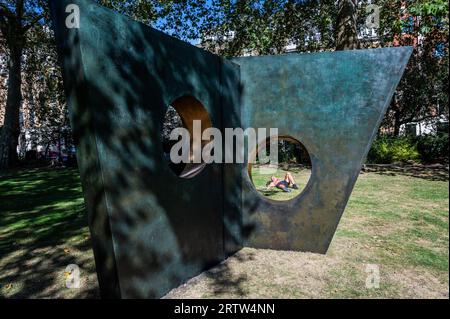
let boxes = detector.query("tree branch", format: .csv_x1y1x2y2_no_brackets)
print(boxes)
399,114,442,126
0,12,8,38
23,14,45,32
0,3,15,18
17,0,25,21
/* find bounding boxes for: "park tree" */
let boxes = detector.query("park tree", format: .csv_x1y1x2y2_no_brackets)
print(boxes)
0,0,47,169
377,0,449,135
198,0,337,56
197,1,448,136
0,0,447,170
20,24,69,158
0,0,198,169
335,0,359,50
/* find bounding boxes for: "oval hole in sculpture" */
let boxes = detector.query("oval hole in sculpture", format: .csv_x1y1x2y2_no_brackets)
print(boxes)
161,96,213,179
248,136,312,201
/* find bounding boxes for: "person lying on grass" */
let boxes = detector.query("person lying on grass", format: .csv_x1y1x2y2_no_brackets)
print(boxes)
265,172,299,193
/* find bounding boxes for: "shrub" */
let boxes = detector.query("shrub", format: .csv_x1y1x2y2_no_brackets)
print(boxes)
367,136,420,164
415,133,449,163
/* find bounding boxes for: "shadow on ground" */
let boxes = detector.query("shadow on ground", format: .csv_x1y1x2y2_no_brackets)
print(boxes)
0,167,99,298
362,163,449,182
1,163,448,298
203,250,255,297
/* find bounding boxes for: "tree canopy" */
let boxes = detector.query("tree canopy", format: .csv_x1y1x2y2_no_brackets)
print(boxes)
0,0,448,168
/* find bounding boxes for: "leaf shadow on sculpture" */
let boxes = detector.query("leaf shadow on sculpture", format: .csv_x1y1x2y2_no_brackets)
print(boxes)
55,6,256,297
50,0,412,299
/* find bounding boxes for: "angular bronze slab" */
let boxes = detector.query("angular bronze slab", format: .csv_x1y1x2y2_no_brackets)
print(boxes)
50,0,411,298
232,48,412,253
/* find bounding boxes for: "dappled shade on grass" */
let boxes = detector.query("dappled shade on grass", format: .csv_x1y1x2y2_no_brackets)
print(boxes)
167,167,449,298
0,168,99,298
0,165,448,298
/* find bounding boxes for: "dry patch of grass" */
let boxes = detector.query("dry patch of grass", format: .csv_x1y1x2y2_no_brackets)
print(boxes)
165,169,449,299
0,168,99,298
1,166,448,298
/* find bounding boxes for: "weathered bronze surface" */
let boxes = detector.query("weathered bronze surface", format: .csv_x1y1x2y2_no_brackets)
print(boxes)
232,48,412,252
50,0,412,298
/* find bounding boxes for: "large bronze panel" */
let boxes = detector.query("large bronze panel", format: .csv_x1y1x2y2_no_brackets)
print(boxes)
50,0,411,298
50,0,241,298
233,49,412,252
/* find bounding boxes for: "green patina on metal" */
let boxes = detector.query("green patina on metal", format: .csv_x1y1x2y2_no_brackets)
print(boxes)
50,0,412,298
233,49,412,252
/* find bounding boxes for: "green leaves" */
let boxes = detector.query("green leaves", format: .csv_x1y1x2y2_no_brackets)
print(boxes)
409,0,449,16
367,136,420,164
406,0,449,35
198,0,337,56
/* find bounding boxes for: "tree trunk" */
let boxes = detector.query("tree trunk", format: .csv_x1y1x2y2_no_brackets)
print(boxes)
45,142,50,159
335,0,359,50
0,44,23,169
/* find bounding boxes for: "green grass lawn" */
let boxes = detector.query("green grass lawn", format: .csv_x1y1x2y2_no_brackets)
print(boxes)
0,166,448,298
0,168,98,298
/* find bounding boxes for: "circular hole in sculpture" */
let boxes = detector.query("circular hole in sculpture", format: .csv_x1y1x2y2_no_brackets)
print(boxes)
248,136,312,201
161,96,212,179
